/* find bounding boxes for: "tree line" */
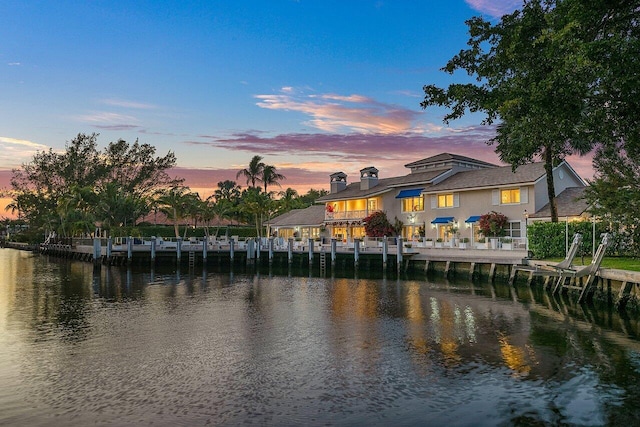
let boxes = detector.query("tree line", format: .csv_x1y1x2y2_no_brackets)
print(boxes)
2,134,327,241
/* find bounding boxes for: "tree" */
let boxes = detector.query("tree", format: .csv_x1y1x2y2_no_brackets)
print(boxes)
239,187,274,237
584,144,640,256
276,188,302,214
101,138,181,197
421,0,600,222
8,133,179,235
236,155,265,188
155,186,199,238
261,164,286,192
298,188,330,207
212,180,241,203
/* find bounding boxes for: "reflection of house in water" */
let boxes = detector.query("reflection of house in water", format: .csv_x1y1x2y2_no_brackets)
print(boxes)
329,279,539,375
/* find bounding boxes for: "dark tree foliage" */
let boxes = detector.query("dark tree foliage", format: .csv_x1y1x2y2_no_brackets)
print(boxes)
584,145,640,256
8,133,180,235
421,0,639,222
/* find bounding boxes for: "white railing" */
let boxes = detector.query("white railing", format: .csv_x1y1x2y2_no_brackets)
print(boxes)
325,209,381,221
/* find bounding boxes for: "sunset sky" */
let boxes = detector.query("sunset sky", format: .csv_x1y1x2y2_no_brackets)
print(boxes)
0,0,594,216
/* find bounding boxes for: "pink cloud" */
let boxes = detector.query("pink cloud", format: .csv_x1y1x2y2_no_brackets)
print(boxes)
188,125,499,163
254,90,419,134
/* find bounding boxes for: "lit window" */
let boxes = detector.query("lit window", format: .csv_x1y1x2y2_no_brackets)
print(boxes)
500,188,520,204
437,194,454,208
402,196,424,212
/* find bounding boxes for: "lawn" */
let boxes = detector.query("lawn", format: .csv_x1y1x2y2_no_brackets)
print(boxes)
546,256,640,272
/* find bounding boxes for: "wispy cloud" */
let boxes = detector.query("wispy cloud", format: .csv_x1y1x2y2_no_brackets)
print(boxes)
95,124,141,131
255,88,421,134
73,111,140,130
8,62,21,66
101,98,158,110
0,136,50,168
465,0,521,18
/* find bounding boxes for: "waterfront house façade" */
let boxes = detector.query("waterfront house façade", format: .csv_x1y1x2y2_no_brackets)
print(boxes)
267,153,586,248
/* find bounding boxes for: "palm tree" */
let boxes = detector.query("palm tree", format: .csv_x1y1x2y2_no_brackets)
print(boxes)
157,186,199,238
239,187,274,237
261,164,286,192
213,180,241,203
236,155,265,188
277,188,301,214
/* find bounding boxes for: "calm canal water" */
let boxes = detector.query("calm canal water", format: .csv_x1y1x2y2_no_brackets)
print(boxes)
1,249,640,426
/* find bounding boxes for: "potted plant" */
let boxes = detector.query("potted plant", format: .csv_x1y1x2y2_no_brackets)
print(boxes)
435,238,443,248
478,211,508,249
500,237,512,250
476,237,487,249
459,237,469,249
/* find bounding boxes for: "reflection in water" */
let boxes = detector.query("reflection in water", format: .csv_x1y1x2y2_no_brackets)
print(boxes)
1,249,640,426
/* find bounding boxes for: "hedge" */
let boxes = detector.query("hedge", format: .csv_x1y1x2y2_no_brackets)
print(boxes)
527,220,608,259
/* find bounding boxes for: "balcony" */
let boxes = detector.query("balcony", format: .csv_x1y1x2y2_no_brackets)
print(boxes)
325,209,380,221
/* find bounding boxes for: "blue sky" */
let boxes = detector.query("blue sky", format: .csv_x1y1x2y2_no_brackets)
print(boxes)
0,0,593,202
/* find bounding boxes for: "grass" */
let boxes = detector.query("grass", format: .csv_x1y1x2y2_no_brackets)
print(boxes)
545,256,640,272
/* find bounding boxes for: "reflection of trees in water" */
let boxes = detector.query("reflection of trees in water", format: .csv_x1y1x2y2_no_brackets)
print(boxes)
2,254,94,343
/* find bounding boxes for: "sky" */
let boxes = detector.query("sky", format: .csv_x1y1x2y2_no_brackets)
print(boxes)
0,0,594,216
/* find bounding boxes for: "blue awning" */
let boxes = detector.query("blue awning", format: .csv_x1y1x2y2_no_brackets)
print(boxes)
431,216,454,224
395,188,424,199
465,215,482,223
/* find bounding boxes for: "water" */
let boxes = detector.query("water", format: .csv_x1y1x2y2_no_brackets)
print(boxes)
1,249,640,426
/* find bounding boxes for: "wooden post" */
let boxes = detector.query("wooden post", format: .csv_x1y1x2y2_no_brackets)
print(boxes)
202,238,207,262
92,238,101,265
176,237,182,262
150,238,156,263
107,237,112,261
268,237,274,264
396,237,403,273
354,238,360,268
247,239,254,261
256,238,261,261
308,238,314,265
229,238,235,262
127,236,133,261
288,238,294,264
382,238,388,270
331,238,337,267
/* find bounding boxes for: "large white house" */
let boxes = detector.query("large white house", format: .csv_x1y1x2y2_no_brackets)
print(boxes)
267,153,586,247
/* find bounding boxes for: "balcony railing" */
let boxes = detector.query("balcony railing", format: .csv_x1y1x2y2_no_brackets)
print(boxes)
325,209,380,221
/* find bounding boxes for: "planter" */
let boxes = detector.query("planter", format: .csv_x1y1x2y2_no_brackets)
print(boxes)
435,242,443,248
459,243,467,249
490,238,499,249
502,243,512,250
476,243,487,249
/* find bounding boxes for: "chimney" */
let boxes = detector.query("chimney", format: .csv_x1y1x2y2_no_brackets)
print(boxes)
330,172,348,193
359,166,379,190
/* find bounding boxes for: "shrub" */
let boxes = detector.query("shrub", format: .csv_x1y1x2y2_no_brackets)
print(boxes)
478,211,508,237
363,211,395,237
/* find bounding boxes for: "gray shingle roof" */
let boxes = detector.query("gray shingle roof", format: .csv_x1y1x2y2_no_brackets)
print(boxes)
404,152,497,169
425,162,547,192
266,205,326,227
316,170,446,202
530,187,590,218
